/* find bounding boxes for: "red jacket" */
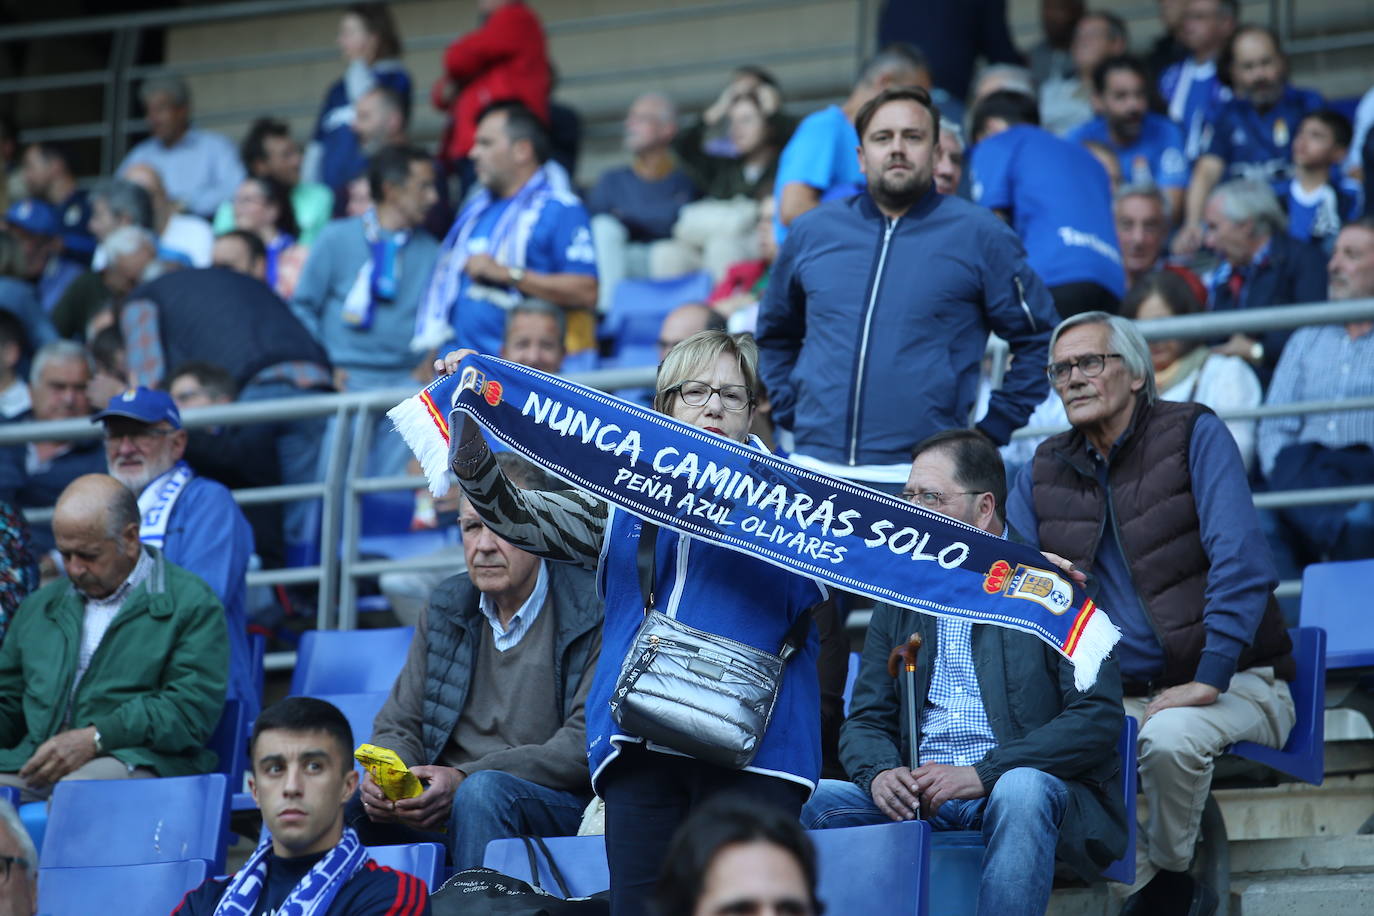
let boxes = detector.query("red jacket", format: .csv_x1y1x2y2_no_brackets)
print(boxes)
432,1,550,162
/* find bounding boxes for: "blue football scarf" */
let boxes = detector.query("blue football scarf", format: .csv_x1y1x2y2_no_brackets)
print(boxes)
389,355,1120,689
213,826,367,916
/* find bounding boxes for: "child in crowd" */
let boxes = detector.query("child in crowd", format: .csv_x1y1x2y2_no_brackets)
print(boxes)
1281,110,1363,251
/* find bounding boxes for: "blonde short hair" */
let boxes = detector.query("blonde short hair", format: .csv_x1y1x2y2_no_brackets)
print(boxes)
654,331,761,416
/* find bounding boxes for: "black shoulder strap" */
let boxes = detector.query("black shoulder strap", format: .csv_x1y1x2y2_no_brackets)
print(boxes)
519,834,573,899
637,521,659,614
779,595,833,661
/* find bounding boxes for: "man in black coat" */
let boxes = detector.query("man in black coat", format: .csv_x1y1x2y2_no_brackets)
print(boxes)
801,429,1126,916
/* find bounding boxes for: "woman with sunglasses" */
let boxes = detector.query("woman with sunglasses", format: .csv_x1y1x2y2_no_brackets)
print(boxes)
437,330,825,916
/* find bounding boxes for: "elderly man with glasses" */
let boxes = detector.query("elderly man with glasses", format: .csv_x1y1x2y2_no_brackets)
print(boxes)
1007,311,1295,916
0,799,34,916
802,428,1126,916
95,386,258,718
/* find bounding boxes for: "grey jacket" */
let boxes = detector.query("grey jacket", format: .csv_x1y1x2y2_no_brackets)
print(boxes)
841,603,1127,881
371,561,603,792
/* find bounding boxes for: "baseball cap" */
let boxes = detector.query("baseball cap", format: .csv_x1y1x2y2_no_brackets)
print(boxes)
92,386,183,430
5,199,61,237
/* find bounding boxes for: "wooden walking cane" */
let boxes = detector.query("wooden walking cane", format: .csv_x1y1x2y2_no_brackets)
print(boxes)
887,633,924,819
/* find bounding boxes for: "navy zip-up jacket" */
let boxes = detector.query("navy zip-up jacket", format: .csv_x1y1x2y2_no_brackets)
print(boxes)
757,189,1057,467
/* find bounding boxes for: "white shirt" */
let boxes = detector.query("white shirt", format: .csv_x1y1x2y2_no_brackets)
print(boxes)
0,379,29,420
70,548,153,708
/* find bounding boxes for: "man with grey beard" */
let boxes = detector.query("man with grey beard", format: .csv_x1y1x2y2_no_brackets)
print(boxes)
94,385,258,717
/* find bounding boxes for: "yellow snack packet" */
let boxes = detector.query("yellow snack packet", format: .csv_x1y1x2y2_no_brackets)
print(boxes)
354,743,424,800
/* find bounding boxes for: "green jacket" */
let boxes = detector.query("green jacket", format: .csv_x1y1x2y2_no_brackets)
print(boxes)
0,548,228,776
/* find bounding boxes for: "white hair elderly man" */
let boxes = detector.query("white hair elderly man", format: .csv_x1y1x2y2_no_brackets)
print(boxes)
52,225,164,343
117,73,244,217
1200,178,1329,379
0,799,36,916
1008,311,1295,915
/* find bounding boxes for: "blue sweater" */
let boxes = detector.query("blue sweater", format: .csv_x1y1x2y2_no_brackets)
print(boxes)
290,216,439,372
757,189,1056,464
588,506,826,794
1007,411,1275,690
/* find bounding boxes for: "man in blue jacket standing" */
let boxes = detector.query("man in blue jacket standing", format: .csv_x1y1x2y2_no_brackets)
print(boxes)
757,86,1056,494
95,386,258,718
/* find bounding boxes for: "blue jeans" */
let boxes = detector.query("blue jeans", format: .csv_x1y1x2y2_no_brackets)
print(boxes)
802,768,1069,916
348,769,589,871
239,380,327,552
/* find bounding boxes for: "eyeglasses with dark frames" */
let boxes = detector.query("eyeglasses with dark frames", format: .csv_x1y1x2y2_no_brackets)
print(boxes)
1046,353,1124,386
663,381,754,411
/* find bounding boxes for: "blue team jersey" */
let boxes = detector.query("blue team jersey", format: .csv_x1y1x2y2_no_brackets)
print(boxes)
971,125,1124,296
1282,175,1364,250
1160,59,1231,160
1205,85,1325,184
451,192,597,355
772,105,862,245
1068,113,1190,188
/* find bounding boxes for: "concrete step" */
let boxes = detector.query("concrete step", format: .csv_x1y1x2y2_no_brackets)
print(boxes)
1232,873,1374,916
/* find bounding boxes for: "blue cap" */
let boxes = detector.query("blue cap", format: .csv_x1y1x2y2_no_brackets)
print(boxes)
4,199,61,237
92,386,183,430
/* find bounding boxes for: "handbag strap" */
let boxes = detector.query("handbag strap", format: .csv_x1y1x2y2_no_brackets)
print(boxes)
636,520,828,661
519,834,573,899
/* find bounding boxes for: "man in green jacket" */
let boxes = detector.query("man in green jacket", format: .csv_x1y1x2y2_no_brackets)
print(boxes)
0,473,227,801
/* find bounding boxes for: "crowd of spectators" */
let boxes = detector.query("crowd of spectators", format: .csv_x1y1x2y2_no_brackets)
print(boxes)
0,0,1371,913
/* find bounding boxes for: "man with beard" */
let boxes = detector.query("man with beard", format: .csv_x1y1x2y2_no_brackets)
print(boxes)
94,386,258,717
1069,55,1189,222
1176,25,1323,256
757,87,1056,494
970,90,1125,319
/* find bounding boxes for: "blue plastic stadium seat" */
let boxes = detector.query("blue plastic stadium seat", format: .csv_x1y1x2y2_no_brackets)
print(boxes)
1227,626,1327,785
598,272,714,369
38,859,209,916
249,631,266,701
1300,561,1374,669
929,715,1137,913
485,820,931,914
42,774,230,872
483,835,608,899
208,698,247,785
367,842,447,890
812,820,930,916
0,786,17,810
360,490,417,538
1101,715,1137,885
18,803,45,856
290,627,414,696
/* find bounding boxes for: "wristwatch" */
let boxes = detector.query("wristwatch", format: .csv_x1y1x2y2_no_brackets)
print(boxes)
1248,341,1265,364
507,266,526,286
92,727,103,754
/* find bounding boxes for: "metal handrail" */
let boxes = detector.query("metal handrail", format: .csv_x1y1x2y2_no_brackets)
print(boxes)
5,301,1373,629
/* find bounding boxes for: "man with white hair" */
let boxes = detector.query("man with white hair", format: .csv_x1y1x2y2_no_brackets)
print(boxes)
51,225,163,342
588,92,700,311
1008,311,1295,916
0,341,105,558
118,73,244,218
934,118,966,196
93,385,257,717
1200,178,1328,379
0,799,37,915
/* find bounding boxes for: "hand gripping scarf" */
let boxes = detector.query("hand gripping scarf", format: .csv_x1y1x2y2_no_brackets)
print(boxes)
389,355,1121,690
212,826,367,916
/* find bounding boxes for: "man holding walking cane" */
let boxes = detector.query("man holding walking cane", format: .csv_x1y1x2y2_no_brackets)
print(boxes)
802,429,1127,916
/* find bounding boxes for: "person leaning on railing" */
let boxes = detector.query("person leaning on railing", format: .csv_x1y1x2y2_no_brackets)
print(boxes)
438,331,826,916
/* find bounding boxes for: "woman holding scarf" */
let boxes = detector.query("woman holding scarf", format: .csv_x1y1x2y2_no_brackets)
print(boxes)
437,331,825,916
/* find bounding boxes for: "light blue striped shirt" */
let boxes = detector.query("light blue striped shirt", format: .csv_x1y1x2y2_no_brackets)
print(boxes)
477,560,549,652
1258,323,1374,478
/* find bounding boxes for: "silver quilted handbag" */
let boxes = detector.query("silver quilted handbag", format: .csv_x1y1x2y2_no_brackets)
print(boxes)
608,523,820,770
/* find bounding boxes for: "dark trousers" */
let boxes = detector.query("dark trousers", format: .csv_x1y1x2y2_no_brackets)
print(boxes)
1049,281,1121,319
601,744,809,916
